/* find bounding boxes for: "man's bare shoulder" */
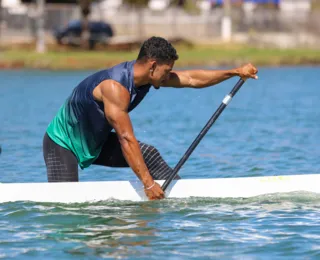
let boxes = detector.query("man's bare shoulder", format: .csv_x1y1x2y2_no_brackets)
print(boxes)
93,79,130,109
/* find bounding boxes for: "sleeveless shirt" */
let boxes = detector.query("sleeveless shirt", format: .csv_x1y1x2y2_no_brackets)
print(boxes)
46,60,151,169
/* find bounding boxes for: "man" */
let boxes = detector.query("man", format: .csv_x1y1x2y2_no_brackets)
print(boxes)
43,36,258,200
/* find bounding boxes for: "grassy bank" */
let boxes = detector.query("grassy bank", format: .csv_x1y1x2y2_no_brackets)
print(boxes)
1,43,320,70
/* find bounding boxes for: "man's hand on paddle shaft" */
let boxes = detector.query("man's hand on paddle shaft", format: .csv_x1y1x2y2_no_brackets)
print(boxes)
144,182,165,200
236,63,258,80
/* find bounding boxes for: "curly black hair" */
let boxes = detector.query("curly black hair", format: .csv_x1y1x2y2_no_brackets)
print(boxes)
137,36,179,63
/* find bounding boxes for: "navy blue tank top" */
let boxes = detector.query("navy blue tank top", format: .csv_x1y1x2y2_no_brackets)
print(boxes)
46,60,151,168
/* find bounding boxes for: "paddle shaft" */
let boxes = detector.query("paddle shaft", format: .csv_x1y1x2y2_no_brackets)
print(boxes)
161,78,246,191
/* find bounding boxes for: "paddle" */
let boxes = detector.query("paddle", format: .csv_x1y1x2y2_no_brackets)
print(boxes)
161,78,247,191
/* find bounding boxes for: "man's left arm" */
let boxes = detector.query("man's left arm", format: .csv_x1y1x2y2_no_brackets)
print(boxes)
161,63,258,88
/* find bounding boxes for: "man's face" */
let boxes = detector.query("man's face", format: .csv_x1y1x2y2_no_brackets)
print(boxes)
150,61,174,89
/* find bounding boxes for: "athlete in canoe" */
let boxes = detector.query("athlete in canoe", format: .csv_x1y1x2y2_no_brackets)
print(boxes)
43,36,258,200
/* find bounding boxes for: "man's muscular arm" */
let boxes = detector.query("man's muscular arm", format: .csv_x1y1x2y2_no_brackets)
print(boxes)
93,80,165,200
161,63,258,88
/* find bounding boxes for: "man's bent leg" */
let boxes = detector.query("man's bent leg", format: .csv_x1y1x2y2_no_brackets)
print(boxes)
93,133,180,180
139,142,180,180
43,133,79,182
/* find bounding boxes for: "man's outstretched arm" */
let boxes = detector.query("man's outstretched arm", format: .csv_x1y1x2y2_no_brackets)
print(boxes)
94,80,165,200
161,63,258,88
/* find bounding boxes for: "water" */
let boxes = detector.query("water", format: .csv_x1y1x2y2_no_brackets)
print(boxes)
0,67,320,259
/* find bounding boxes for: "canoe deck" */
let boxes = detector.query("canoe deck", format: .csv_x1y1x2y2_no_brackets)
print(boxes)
0,174,319,203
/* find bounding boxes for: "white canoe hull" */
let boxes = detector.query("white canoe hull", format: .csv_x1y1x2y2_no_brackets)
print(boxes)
0,174,319,203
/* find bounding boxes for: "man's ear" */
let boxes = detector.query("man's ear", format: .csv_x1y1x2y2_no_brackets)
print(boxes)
149,60,157,72
152,62,157,71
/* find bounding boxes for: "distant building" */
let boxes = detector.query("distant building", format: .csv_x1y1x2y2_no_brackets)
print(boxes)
2,0,28,14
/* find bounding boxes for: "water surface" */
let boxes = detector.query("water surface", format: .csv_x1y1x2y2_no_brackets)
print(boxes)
0,67,319,259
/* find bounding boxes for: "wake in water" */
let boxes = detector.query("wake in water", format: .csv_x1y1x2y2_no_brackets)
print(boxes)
2,191,320,208
1,192,320,259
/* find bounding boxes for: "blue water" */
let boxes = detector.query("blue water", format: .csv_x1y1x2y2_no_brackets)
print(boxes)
0,67,320,259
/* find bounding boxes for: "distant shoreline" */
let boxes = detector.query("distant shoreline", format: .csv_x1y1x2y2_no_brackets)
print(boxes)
1,43,320,70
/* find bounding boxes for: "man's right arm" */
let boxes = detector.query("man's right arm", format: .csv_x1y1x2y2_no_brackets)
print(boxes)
93,80,165,200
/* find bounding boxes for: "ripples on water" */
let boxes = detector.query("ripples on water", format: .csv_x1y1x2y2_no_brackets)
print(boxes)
1,194,320,259
0,67,320,258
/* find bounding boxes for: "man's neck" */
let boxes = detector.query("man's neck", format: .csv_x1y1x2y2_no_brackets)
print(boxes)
133,62,150,87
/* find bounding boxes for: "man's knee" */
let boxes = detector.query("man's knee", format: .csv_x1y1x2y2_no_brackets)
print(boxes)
138,142,181,180
139,143,159,159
